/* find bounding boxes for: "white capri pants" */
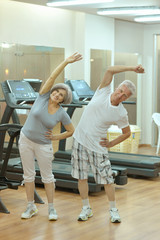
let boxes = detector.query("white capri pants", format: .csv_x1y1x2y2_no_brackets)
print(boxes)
18,131,55,184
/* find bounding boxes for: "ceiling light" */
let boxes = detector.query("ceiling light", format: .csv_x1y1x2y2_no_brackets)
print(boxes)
97,6,160,16
1,42,12,48
47,0,114,7
134,15,160,22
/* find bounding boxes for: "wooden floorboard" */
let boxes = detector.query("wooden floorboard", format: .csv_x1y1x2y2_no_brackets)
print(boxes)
0,175,160,240
1,145,160,240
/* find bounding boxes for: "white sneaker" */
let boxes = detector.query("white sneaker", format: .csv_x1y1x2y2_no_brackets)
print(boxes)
21,204,38,219
109,208,121,223
78,207,93,221
48,208,58,221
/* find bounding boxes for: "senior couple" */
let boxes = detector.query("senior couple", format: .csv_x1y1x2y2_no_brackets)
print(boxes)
19,52,144,223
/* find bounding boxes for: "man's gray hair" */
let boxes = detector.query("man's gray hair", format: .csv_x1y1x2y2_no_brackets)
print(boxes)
50,83,72,104
118,80,136,96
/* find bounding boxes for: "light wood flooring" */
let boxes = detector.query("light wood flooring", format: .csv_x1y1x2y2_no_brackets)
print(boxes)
137,144,158,156
1,146,160,240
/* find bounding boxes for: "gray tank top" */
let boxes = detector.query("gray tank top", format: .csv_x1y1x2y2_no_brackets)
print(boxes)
21,91,71,144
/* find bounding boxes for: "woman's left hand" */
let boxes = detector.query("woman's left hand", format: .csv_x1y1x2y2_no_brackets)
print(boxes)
45,130,55,140
66,52,83,64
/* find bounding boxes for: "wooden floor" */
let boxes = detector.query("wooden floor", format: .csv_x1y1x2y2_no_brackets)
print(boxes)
1,146,160,240
137,144,158,156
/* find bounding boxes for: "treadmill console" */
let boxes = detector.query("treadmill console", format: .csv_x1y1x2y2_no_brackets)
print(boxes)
66,80,94,103
6,80,38,104
23,79,42,92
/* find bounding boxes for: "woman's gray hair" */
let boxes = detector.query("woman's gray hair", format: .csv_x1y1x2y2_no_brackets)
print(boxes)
118,80,136,96
50,83,72,104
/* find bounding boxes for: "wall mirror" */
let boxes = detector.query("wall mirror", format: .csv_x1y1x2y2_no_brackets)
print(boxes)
152,34,160,148
0,43,64,115
90,49,148,156
0,43,64,151
0,43,64,98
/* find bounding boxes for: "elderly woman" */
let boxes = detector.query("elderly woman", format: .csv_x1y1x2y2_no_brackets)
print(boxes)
19,52,82,221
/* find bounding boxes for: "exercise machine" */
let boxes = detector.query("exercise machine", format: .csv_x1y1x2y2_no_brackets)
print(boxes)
109,151,160,178
65,80,160,178
0,80,44,213
66,79,94,103
0,123,44,213
54,80,128,189
0,80,128,197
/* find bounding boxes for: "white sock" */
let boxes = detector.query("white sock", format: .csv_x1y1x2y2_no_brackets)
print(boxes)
28,200,34,206
82,199,90,208
48,203,54,211
109,201,116,209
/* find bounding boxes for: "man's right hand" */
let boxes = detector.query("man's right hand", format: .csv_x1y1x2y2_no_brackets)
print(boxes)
134,64,145,73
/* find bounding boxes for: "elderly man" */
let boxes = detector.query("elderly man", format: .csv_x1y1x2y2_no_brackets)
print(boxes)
71,64,144,223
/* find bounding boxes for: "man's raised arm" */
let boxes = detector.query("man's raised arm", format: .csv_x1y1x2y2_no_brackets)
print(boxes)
99,65,144,90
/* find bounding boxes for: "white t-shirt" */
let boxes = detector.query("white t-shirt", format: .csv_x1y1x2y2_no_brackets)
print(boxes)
73,85,129,153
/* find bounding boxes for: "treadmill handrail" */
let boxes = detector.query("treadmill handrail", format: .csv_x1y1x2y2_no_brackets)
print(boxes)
0,123,22,177
0,123,22,132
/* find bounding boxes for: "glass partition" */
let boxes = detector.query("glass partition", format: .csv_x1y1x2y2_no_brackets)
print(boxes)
90,49,147,155
114,52,138,125
0,43,64,99
0,43,64,152
152,35,160,147
113,52,142,154
66,48,112,150
90,48,112,91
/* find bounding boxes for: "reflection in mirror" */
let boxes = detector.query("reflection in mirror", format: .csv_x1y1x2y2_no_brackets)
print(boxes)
67,49,112,151
155,35,160,114
90,50,138,126
0,43,64,151
90,48,111,91
114,52,138,125
152,35,160,148
114,52,143,154
91,49,146,155
0,43,64,98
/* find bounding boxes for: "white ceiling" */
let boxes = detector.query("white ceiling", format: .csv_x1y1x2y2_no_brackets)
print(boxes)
11,0,160,23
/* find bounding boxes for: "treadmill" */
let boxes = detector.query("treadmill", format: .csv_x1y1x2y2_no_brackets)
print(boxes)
64,80,160,178
54,80,128,189
0,80,127,197
0,80,44,213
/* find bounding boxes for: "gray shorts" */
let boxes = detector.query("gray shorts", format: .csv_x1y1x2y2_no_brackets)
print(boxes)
71,138,114,184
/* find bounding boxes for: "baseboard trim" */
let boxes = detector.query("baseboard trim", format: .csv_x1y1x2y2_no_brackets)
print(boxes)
139,144,152,148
